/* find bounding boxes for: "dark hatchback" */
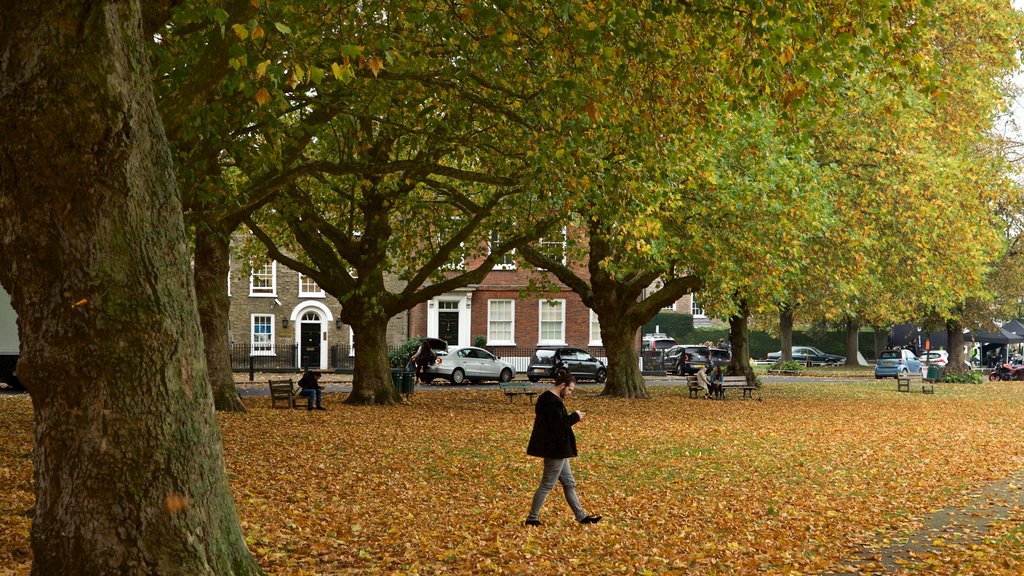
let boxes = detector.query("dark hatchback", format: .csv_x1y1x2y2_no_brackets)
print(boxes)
527,347,607,383
666,345,730,375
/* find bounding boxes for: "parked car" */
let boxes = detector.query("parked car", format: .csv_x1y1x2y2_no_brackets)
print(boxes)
874,348,922,379
766,346,845,366
642,333,678,351
918,350,948,366
527,347,607,383
673,345,711,376
425,346,514,385
708,348,731,367
662,345,687,374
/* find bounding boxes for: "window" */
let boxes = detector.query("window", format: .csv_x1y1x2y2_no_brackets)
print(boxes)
251,314,274,355
249,260,277,296
298,274,324,298
538,299,565,344
488,299,515,345
539,227,567,265
489,231,516,270
691,296,706,318
589,309,602,346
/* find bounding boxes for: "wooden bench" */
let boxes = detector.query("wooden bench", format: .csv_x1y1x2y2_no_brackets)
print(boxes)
499,382,538,403
686,375,706,399
721,375,756,399
897,373,934,394
687,374,756,399
269,378,303,408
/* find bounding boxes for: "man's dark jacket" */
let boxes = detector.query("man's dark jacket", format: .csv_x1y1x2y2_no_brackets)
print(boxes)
526,390,579,459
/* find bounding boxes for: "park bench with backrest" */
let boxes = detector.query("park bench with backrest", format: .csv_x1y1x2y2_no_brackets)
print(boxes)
499,382,538,403
687,374,756,399
897,372,934,394
720,375,756,399
269,378,304,408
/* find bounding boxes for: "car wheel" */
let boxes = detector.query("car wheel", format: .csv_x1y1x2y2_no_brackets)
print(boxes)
499,368,513,383
595,367,607,383
450,368,466,385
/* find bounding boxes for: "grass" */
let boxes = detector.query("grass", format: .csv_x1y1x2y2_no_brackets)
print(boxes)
2,379,1024,574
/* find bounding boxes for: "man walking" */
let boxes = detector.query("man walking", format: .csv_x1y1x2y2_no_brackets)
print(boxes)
524,368,601,526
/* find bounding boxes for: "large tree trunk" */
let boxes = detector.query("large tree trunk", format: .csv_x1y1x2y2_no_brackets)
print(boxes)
195,228,246,411
873,325,888,360
946,319,969,375
346,315,399,405
845,317,861,366
599,321,648,399
0,3,262,574
780,306,794,362
729,301,756,382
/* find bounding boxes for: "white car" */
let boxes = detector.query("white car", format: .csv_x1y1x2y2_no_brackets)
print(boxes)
425,346,515,385
918,350,949,366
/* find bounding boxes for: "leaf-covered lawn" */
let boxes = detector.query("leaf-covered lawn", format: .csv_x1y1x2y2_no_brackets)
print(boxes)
2,380,1024,574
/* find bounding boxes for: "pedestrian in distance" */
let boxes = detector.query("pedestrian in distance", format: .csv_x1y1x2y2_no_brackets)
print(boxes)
695,364,711,399
410,338,436,384
524,368,602,526
710,364,725,399
297,370,325,411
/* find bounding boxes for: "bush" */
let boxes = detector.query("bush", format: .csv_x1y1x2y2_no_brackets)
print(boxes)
941,371,984,384
768,360,805,373
473,335,488,348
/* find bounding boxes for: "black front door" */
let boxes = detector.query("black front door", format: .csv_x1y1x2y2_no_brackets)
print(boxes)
300,322,321,368
439,311,459,346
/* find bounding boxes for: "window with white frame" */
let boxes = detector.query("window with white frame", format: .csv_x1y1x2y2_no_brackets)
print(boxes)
489,231,516,270
691,296,706,318
589,309,602,346
662,302,676,311
538,299,565,344
251,314,274,355
249,260,277,296
298,274,325,298
487,299,515,344
539,227,567,265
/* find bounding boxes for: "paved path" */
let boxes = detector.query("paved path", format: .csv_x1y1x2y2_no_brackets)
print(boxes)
824,469,1024,574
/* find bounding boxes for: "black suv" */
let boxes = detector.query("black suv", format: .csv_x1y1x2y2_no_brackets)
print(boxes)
527,347,607,383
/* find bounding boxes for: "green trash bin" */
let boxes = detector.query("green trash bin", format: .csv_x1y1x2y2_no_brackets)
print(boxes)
390,368,402,392
401,371,415,395
926,364,943,380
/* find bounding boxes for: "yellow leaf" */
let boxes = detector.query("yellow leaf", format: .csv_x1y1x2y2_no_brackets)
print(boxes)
367,56,383,77
231,23,248,40
254,87,271,106
256,60,270,78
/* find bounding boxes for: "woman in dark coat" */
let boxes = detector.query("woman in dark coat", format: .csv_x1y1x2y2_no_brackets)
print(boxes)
524,368,601,526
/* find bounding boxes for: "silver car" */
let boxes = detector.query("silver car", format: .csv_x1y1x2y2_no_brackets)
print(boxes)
426,346,515,385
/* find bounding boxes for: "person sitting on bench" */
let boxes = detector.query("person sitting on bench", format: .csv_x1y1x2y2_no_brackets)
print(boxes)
298,370,325,411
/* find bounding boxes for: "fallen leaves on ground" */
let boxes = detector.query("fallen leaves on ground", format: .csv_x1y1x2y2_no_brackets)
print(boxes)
2,381,1024,574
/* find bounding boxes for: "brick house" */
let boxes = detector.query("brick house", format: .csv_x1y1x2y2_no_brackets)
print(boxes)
227,257,408,371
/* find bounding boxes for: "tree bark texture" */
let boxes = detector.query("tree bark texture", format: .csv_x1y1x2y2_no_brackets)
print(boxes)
728,302,756,383
0,3,262,574
598,321,648,399
195,228,246,411
845,317,861,366
779,306,794,362
946,319,969,374
345,316,400,405
873,326,888,359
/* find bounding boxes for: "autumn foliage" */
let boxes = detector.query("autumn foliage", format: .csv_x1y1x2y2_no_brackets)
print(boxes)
3,380,1024,575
